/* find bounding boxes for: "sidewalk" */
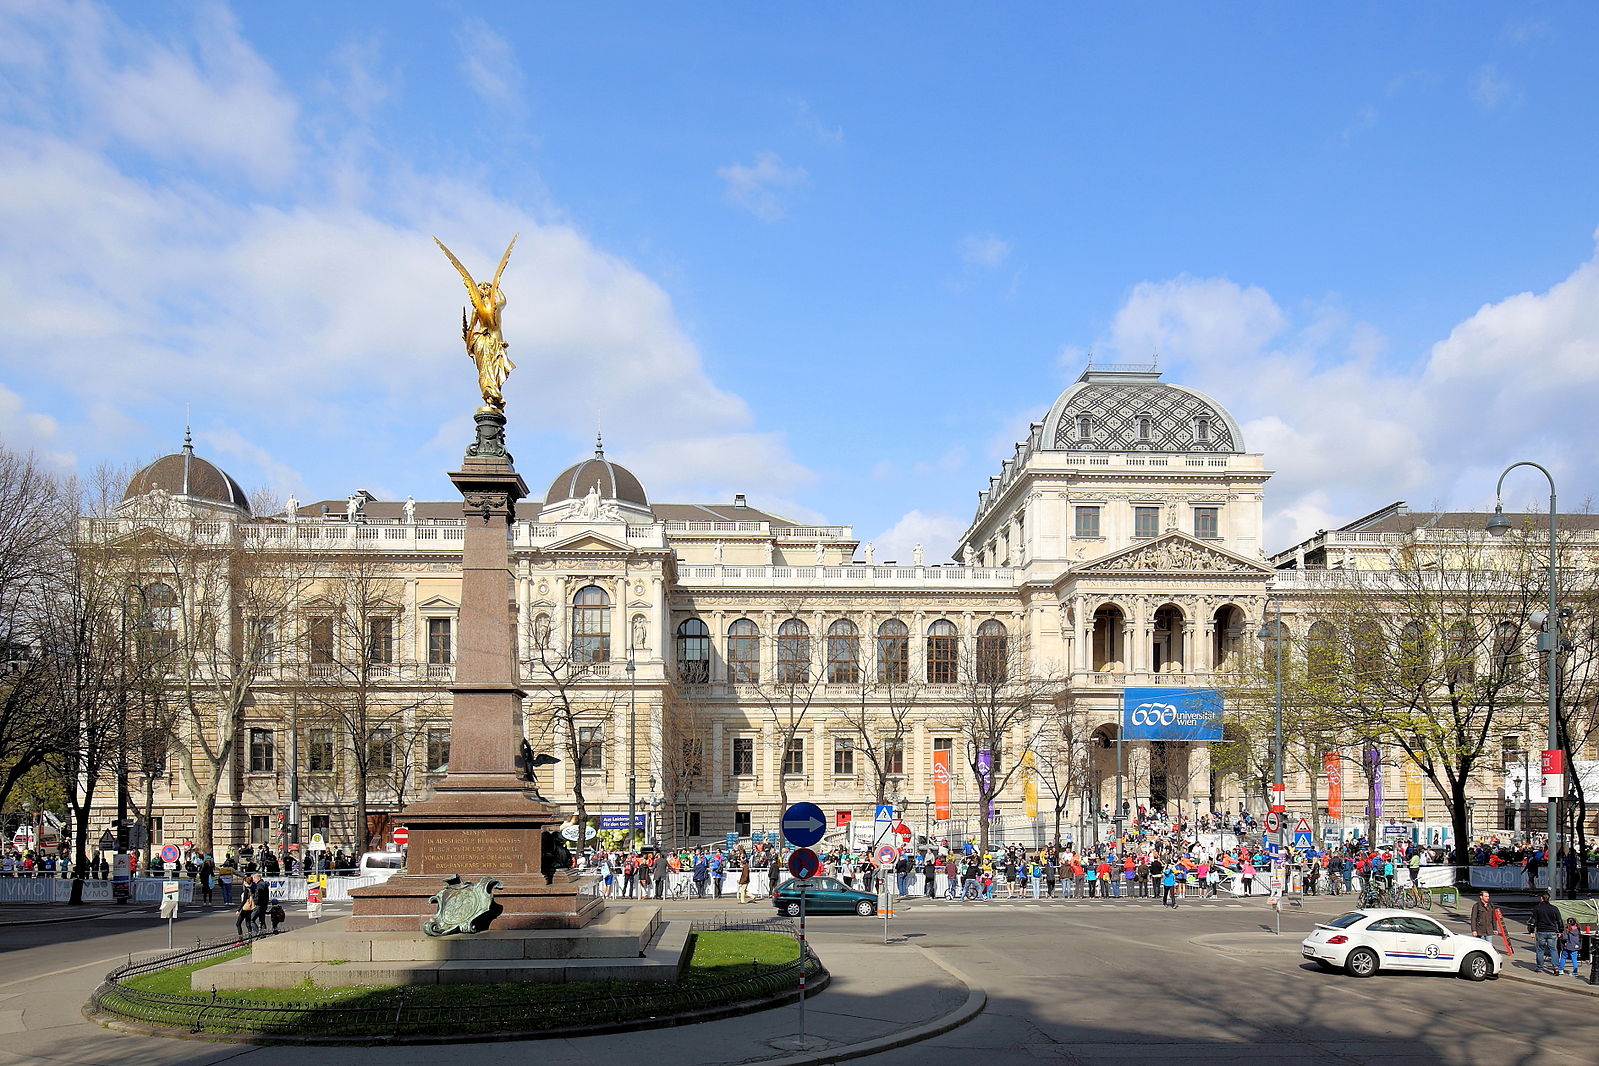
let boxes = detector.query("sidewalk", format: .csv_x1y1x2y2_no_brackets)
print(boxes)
0,903,127,926
0,930,983,1066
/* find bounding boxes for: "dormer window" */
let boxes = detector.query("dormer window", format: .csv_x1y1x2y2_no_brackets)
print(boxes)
1194,416,1211,443
1137,416,1153,442
1077,415,1093,441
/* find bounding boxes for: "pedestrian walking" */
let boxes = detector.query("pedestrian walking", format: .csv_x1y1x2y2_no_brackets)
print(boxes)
1528,891,1563,973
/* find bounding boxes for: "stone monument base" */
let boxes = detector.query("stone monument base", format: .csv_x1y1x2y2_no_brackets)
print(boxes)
346,788,602,931
198,906,686,990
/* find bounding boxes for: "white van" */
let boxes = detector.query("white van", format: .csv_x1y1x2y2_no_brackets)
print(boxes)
356,850,405,882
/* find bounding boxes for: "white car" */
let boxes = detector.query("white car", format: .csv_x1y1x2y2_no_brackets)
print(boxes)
1301,908,1502,981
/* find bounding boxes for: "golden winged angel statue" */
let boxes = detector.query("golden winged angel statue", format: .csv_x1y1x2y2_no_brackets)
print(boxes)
434,234,518,411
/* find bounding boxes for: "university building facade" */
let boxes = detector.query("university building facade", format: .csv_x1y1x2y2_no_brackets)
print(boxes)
96,364,1574,854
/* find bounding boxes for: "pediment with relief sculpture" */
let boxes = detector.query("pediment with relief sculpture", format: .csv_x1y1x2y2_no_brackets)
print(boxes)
1074,532,1269,575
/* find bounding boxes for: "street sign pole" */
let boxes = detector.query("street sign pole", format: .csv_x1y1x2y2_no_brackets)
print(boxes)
797,879,807,1047
780,802,826,1052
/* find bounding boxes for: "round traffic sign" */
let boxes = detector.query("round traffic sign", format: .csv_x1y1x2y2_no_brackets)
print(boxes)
781,802,826,848
875,844,900,866
788,847,821,879
159,843,180,864
1263,812,1280,833
392,826,409,846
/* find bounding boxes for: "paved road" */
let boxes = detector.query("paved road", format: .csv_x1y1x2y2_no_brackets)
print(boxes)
853,892,1598,1066
2,894,1594,1066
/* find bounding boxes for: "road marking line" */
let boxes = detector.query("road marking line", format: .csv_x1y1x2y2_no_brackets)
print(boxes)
0,956,127,990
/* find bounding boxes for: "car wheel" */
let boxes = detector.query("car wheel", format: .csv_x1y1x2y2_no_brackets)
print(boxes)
855,899,875,916
783,901,802,917
1345,948,1379,978
1460,952,1491,982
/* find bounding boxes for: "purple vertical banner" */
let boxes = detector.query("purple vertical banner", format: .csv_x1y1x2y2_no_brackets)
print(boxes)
1368,747,1383,821
977,749,997,816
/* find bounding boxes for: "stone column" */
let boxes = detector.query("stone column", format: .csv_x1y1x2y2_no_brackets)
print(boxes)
1188,743,1211,809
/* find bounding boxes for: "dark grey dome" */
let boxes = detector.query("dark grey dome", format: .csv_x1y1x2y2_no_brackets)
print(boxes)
1041,365,1244,453
124,433,251,513
544,438,649,508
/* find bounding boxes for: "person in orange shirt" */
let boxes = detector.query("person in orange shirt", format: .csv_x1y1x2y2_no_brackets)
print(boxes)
1096,857,1114,898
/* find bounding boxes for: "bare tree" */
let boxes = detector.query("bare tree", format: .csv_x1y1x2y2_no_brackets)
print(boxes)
833,650,922,809
288,548,436,852
0,443,72,817
658,689,709,847
947,625,1061,852
742,605,831,824
523,621,609,841
118,504,308,854
1029,701,1090,847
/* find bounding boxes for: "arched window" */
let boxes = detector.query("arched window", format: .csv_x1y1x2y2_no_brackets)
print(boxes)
976,620,1007,683
1398,620,1428,690
1447,622,1477,687
1137,415,1153,442
1493,621,1522,681
571,585,610,663
877,619,909,683
1306,621,1338,684
1078,415,1093,441
776,619,810,683
826,620,859,684
676,618,710,683
727,619,760,683
142,582,178,628
1194,416,1211,443
927,620,958,684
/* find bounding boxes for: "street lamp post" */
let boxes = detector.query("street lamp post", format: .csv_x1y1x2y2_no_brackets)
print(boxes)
1487,462,1562,895
1257,597,1286,923
625,554,638,854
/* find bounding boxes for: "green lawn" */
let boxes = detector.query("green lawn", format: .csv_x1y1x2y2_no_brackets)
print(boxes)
108,931,814,1037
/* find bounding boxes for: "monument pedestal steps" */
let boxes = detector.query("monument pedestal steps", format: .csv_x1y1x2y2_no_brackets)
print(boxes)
198,905,686,989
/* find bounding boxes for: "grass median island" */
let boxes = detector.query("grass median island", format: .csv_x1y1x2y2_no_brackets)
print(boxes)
105,930,815,1039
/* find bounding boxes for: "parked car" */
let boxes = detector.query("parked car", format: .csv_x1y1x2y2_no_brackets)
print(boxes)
1301,908,1501,980
770,876,879,917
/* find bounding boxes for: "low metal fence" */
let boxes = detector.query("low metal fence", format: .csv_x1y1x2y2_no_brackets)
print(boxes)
88,919,820,1041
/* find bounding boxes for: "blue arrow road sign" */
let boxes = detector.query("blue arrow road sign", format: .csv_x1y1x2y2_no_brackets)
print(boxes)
781,802,826,847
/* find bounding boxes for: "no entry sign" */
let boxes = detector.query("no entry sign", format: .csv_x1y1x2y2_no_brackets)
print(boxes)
392,826,409,846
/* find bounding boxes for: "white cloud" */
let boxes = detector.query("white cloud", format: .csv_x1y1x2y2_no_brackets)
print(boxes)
0,2,814,508
871,509,967,566
717,151,807,221
0,383,72,468
1080,236,1599,549
791,97,844,146
1470,64,1521,112
959,233,1012,269
455,17,524,106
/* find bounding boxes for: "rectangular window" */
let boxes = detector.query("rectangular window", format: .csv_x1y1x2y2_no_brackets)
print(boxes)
427,617,453,665
306,727,334,772
308,616,335,664
367,728,393,773
933,737,952,754
149,816,164,845
731,737,754,776
684,810,701,838
735,810,752,837
249,814,271,845
366,616,393,664
1074,506,1100,538
833,736,855,775
1193,507,1219,539
883,739,904,776
578,725,604,770
1134,506,1160,539
309,813,330,838
426,728,450,773
248,728,275,772
782,736,805,776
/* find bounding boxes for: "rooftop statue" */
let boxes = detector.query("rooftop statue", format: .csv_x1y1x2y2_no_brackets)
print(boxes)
434,234,518,412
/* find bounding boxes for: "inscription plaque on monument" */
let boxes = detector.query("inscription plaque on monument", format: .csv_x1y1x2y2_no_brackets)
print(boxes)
413,828,536,876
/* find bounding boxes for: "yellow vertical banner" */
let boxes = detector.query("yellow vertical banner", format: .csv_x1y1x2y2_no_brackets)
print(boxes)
1405,762,1425,818
1022,750,1038,819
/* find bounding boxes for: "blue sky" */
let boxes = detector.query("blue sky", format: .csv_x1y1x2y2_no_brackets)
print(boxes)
3,2,1599,561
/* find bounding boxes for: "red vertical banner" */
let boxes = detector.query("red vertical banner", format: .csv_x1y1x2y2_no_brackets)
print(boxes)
933,748,951,820
1324,753,1342,820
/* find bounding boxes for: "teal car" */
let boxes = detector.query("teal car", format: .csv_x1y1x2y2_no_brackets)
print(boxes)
771,876,879,917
